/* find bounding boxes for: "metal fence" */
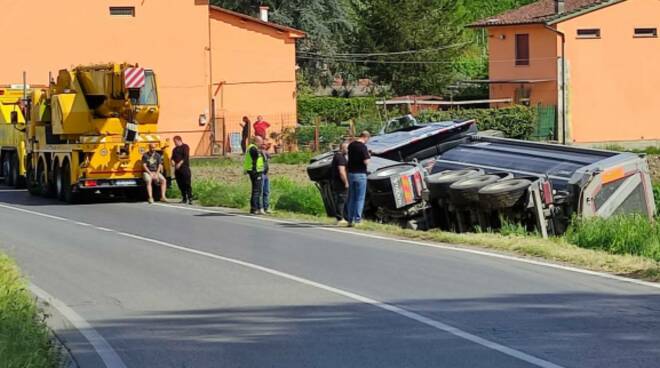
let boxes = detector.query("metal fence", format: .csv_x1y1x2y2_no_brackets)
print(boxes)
532,105,557,141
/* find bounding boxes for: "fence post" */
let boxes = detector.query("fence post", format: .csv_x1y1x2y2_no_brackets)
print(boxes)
314,117,320,152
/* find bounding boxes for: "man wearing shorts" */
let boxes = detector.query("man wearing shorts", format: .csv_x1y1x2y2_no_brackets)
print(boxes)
142,143,168,204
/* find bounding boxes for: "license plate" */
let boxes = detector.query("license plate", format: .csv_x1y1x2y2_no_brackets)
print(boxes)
116,180,137,186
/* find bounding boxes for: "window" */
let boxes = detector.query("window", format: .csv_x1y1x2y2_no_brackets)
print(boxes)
577,28,601,39
634,28,657,38
109,6,135,17
515,34,530,66
137,70,158,106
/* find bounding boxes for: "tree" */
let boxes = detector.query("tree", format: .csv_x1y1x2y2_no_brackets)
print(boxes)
351,0,469,95
212,0,355,88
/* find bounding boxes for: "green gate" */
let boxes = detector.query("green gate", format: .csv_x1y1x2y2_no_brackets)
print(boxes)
532,105,556,141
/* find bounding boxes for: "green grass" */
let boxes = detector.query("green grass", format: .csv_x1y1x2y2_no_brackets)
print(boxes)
269,151,315,165
566,215,660,262
190,157,238,168
0,253,60,367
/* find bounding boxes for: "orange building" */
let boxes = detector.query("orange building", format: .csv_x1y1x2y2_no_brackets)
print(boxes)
471,0,660,146
0,1,304,155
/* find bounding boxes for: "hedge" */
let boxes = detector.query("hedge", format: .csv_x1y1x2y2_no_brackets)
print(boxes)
417,105,536,139
298,96,379,125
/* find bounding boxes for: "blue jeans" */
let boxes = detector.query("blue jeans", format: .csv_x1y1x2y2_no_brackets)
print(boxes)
347,173,367,223
262,174,270,210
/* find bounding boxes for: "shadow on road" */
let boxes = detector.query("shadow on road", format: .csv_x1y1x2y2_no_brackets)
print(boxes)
54,293,660,368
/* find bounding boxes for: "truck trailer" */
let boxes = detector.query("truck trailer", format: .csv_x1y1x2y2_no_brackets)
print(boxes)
308,117,655,236
2,63,171,202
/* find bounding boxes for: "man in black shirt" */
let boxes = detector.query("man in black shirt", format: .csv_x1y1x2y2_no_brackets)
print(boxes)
171,136,192,204
346,131,371,226
330,142,349,225
240,116,251,154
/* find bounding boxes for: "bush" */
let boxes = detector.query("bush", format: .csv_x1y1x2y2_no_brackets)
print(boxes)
271,177,325,216
417,105,536,139
298,96,379,125
296,124,348,149
566,215,660,261
0,253,60,367
193,180,250,208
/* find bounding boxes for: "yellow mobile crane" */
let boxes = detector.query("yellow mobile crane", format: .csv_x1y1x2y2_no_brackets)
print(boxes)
25,63,171,202
0,85,32,187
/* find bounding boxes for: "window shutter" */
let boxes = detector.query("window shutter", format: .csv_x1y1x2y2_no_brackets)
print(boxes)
515,34,530,66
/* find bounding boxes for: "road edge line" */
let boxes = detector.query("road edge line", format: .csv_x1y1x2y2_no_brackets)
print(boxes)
2,203,563,368
29,284,127,368
156,203,660,291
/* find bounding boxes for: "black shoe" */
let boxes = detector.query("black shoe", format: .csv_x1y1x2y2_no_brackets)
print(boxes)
180,199,187,204
188,199,193,205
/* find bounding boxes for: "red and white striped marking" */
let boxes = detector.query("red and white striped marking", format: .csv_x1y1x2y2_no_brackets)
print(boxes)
124,67,145,89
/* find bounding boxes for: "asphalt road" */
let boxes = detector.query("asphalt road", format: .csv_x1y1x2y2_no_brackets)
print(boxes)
1,187,659,368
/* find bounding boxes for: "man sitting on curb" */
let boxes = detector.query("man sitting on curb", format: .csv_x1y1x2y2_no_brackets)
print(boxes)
142,143,168,204
244,136,266,215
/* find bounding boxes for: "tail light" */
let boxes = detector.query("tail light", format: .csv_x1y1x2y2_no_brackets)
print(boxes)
84,180,98,187
542,181,553,205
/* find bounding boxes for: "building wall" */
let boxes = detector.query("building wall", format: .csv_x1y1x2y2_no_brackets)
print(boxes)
487,24,559,107
0,0,213,154
558,0,660,144
210,10,299,153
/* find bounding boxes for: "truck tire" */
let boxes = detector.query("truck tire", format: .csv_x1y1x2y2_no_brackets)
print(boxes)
60,161,79,204
37,159,54,197
478,178,532,209
448,175,500,206
4,154,15,187
11,153,24,188
307,153,334,182
26,156,39,196
425,169,483,200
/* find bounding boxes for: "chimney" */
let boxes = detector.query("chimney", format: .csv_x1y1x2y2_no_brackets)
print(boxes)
554,0,565,14
259,5,269,22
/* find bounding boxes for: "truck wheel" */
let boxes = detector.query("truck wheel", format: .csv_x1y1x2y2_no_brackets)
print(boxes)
478,179,532,209
449,175,500,206
426,169,483,201
26,157,39,196
4,154,15,187
37,159,53,197
306,153,334,182
11,154,24,188
60,161,78,204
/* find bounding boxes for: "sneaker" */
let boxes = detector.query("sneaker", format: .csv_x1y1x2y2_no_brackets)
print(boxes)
259,209,266,215
160,198,168,203
250,210,260,215
337,219,349,226
148,198,154,204
347,222,354,228
263,209,272,215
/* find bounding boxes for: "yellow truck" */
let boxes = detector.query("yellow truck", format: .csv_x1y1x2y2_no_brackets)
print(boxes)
18,63,171,202
0,86,30,187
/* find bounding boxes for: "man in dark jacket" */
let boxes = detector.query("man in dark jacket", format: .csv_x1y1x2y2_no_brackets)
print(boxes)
244,136,265,214
330,142,349,225
171,136,192,204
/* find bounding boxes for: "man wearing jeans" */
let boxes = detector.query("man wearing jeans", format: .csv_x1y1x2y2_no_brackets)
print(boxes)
346,131,371,227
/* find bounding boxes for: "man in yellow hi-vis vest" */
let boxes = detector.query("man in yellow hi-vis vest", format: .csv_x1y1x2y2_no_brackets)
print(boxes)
244,136,266,214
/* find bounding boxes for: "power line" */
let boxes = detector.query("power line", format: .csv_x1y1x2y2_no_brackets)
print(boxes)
297,42,472,57
297,55,559,65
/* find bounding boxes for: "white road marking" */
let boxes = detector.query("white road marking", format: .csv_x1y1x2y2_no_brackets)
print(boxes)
29,284,127,368
156,203,660,292
0,202,564,368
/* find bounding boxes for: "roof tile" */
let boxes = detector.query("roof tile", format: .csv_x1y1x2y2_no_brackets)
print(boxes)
470,0,616,27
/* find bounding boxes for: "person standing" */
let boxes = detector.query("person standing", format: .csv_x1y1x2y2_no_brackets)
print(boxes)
142,143,168,204
244,136,265,215
346,131,371,227
253,115,270,140
240,116,251,154
330,142,349,225
260,139,271,214
171,135,192,205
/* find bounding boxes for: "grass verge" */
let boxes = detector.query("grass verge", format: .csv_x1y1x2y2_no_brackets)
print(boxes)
0,253,60,367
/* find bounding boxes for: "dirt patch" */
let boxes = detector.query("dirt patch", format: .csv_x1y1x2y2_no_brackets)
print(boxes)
193,163,310,184
647,155,660,184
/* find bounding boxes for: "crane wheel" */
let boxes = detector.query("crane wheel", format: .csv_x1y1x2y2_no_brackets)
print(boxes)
60,161,78,204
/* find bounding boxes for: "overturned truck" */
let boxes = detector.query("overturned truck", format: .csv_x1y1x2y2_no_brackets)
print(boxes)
307,118,655,236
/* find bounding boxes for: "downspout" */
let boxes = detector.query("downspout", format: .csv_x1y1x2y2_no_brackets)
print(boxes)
207,8,217,155
544,24,567,145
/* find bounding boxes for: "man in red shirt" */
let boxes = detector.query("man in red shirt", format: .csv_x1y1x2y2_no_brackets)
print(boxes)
253,115,270,140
